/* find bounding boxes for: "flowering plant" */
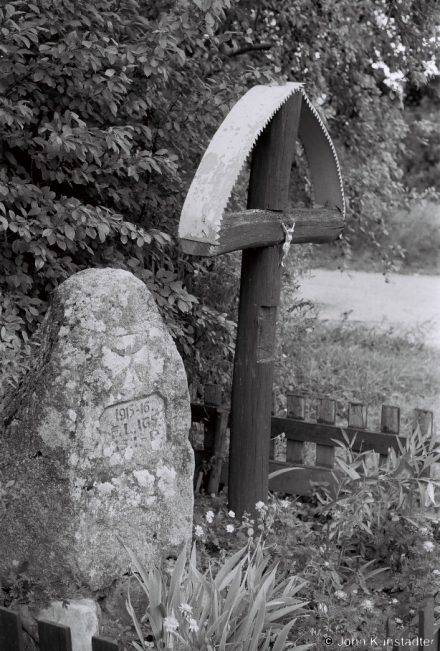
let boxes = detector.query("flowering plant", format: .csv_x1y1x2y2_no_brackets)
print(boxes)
123,538,312,651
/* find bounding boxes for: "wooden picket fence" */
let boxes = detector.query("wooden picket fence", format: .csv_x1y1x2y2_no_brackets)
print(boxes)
191,384,436,496
1,598,439,650
0,604,115,650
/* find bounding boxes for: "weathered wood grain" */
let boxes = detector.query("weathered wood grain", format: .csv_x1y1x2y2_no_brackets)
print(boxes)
271,417,406,456
180,206,343,256
229,92,302,518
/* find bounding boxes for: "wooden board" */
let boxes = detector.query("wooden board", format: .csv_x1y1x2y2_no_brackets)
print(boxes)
180,206,343,256
228,92,302,518
271,417,407,456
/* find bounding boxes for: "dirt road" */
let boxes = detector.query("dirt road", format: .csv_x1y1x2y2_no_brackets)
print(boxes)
298,269,440,348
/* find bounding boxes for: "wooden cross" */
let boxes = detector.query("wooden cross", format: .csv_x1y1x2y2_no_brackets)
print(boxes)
179,86,344,518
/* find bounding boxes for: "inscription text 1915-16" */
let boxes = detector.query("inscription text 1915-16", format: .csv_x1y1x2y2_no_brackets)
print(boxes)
103,394,166,444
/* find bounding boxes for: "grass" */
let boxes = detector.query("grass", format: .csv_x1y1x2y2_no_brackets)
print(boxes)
311,201,440,274
275,314,440,435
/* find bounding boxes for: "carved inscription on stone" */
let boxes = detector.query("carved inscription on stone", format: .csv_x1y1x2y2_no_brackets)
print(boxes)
101,394,166,448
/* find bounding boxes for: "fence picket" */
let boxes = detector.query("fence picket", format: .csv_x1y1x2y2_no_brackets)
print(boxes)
413,409,434,437
0,607,24,651
38,619,72,651
92,635,119,651
418,597,439,651
316,398,336,468
286,394,305,464
203,384,222,451
348,402,367,429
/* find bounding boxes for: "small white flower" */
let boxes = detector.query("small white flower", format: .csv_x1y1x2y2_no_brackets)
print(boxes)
420,527,429,534
228,510,235,518
361,599,374,611
334,590,348,600
319,546,326,554
317,603,328,613
395,618,403,624
247,527,254,536
409,609,415,615
205,510,214,523
179,603,193,615
323,561,330,567
194,525,204,537
163,616,179,632
255,501,266,511
226,524,235,533
280,500,289,508
188,618,199,632
433,569,440,575
423,540,435,552
391,598,399,604
352,589,358,595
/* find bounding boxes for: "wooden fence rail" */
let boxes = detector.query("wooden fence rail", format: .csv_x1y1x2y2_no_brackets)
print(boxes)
1,599,439,650
191,385,436,497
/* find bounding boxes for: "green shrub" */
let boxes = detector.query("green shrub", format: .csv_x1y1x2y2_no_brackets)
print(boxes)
189,423,440,650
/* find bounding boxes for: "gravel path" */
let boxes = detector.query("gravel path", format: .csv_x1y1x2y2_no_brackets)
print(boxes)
298,269,440,349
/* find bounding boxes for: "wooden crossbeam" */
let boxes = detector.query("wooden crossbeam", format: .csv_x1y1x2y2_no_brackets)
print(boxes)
180,206,343,256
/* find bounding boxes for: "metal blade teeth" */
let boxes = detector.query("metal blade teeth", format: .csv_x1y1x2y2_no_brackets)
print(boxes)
217,87,303,241
300,90,346,219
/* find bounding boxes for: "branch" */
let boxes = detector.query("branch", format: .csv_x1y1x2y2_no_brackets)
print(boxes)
227,43,274,58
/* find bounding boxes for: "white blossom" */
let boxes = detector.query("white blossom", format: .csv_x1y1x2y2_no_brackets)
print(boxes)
280,500,289,508
228,510,235,518
317,603,328,613
188,618,199,632
395,618,403,624
334,590,348,600
179,603,193,615
423,540,435,552
226,524,235,533
163,616,179,632
433,569,440,575
361,599,374,611
255,501,266,511
247,528,254,536
205,510,214,523
194,525,204,537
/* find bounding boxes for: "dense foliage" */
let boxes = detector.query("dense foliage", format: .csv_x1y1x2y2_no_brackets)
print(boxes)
0,0,439,395
186,427,440,651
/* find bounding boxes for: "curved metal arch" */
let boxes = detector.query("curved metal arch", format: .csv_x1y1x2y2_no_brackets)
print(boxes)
178,82,345,248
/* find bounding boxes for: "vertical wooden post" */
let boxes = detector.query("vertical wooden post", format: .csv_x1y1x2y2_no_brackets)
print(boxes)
38,620,72,651
316,398,336,468
0,606,24,651
418,597,436,651
348,402,367,429
92,636,119,651
413,409,434,438
381,405,400,466
229,93,302,518
286,394,305,464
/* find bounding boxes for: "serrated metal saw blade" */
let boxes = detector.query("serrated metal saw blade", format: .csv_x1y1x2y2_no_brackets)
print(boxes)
178,82,344,248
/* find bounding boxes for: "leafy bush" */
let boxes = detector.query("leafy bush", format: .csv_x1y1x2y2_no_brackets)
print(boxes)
1,0,440,399
188,423,440,650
